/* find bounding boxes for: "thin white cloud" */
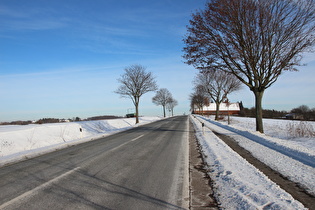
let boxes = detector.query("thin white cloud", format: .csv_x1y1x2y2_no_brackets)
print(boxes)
0,4,69,31
0,64,122,78
6,18,67,31
0,6,28,18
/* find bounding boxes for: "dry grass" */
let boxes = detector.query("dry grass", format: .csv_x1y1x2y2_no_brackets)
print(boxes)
286,121,315,138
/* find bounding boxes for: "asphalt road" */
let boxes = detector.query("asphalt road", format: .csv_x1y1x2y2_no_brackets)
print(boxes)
0,116,189,210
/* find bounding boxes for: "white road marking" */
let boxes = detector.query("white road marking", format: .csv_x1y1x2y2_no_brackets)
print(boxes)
0,167,80,209
131,134,144,142
110,134,145,151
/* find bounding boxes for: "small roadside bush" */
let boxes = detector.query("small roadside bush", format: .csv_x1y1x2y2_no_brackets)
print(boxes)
286,121,315,138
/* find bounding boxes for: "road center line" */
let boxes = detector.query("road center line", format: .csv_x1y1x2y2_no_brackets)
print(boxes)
0,167,80,209
131,134,144,142
109,134,145,152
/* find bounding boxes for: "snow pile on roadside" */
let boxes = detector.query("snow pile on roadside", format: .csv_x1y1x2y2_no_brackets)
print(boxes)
190,115,307,209
227,116,315,149
197,115,315,195
0,117,162,166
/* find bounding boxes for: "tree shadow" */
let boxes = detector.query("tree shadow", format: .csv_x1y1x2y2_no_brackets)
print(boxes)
42,167,186,210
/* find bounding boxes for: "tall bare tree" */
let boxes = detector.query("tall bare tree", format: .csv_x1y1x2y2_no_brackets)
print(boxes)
190,85,209,115
166,97,178,117
193,70,242,120
152,88,173,117
115,64,158,124
183,0,315,133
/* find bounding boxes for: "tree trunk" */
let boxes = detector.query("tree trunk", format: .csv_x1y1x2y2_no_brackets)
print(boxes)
215,102,220,120
163,105,166,117
254,90,264,133
134,96,140,124
135,103,139,124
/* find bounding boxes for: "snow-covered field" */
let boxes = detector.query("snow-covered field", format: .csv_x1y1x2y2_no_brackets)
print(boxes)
0,117,162,166
191,115,315,209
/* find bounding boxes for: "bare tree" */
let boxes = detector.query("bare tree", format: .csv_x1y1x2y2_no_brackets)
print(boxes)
183,0,315,133
115,64,158,124
190,85,209,115
193,70,242,120
152,88,173,117
166,97,178,117
291,105,311,120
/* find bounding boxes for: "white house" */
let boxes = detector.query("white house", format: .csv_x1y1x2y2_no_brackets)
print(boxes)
193,102,241,115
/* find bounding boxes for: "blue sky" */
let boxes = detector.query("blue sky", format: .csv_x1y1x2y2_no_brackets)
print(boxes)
0,0,314,122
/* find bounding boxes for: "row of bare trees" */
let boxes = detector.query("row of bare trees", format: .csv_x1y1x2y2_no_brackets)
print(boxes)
115,64,178,123
183,0,315,133
190,71,242,120
152,88,178,117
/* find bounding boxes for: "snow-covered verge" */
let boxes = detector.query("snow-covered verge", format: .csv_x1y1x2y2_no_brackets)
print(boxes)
197,115,315,194
224,116,315,148
190,115,310,209
0,117,162,166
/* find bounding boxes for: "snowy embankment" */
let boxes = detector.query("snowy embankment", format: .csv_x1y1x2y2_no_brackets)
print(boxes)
191,115,314,209
0,117,162,166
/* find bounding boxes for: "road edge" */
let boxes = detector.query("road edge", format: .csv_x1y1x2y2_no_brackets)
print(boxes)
189,118,219,209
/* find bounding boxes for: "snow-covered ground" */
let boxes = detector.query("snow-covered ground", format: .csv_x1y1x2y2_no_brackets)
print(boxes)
191,115,315,209
0,117,162,166
1,115,314,209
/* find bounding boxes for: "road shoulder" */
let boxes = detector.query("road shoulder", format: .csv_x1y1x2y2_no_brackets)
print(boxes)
189,120,218,209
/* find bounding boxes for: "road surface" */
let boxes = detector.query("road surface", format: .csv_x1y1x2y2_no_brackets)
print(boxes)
0,116,189,210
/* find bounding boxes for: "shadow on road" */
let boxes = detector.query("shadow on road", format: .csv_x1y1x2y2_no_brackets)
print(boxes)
44,167,186,210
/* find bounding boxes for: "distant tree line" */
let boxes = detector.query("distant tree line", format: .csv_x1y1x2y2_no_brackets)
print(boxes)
190,101,315,121
289,105,315,121
0,120,33,126
240,108,288,119
35,118,60,124
86,115,122,121
0,115,123,126
240,105,315,121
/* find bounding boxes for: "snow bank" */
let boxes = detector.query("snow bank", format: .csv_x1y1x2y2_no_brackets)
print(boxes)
0,117,162,166
191,115,307,209
228,116,315,148
197,115,315,195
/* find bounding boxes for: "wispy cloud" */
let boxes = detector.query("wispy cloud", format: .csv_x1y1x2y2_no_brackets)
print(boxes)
0,64,123,78
67,20,158,55
6,18,68,31
0,6,28,18
0,5,69,31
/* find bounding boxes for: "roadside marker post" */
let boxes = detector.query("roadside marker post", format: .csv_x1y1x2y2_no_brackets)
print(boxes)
79,126,83,138
202,122,205,135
